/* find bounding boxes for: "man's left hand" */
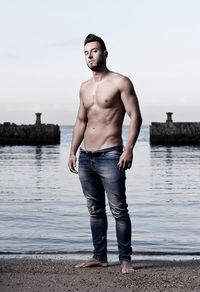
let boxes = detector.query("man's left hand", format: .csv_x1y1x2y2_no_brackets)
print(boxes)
118,150,133,171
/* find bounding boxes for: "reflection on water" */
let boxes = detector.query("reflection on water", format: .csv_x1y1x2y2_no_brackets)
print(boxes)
35,146,42,162
0,126,200,255
35,147,42,187
147,144,200,253
150,145,200,196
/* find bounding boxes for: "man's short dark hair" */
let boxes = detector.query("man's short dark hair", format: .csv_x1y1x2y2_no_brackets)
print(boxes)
84,34,107,52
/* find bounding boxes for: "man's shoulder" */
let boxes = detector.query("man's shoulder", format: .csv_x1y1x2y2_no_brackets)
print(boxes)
82,78,92,86
110,72,132,88
80,78,92,92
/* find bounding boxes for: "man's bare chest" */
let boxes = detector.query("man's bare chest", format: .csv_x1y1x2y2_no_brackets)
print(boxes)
83,83,120,109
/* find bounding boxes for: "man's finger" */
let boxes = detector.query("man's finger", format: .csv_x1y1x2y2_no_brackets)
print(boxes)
127,161,132,169
68,160,78,174
70,166,78,174
118,159,122,168
118,160,123,171
71,162,78,173
118,160,132,171
119,160,125,171
122,159,126,170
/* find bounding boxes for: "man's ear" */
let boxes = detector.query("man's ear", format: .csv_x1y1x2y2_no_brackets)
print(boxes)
104,50,108,58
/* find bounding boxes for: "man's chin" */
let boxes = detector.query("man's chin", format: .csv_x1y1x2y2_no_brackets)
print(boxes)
87,64,98,71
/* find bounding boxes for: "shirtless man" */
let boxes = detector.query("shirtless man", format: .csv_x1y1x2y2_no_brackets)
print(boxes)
68,34,142,274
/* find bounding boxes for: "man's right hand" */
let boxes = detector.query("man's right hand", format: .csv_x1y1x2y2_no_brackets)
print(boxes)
68,154,78,174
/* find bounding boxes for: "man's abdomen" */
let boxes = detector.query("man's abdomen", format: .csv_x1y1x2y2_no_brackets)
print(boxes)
83,124,123,151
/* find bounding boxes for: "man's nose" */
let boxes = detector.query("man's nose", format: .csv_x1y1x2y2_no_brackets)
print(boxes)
88,52,93,58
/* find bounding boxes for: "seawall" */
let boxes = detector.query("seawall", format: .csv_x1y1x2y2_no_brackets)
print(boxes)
150,113,200,145
0,113,60,146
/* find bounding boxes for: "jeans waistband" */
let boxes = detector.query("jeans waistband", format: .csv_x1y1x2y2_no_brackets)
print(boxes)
80,145,123,156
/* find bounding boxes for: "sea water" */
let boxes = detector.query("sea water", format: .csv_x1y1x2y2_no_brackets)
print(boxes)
0,126,200,257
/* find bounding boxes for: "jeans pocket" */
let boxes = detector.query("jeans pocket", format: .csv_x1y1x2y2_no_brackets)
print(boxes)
104,150,122,158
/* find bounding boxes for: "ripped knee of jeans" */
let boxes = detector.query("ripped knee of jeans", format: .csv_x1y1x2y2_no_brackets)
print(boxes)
110,207,129,219
87,204,106,218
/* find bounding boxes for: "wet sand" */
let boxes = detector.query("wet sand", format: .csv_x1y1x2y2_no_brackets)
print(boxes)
0,258,200,291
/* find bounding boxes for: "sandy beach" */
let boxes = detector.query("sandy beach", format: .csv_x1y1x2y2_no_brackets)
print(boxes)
0,258,200,291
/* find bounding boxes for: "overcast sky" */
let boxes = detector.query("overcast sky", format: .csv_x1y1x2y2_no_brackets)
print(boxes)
0,0,199,125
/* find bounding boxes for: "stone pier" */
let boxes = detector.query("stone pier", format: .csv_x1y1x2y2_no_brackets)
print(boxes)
0,113,60,146
35,113,42,126
150,113,200,145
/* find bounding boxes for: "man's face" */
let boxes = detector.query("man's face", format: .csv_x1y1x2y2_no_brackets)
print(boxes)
84,41,106,70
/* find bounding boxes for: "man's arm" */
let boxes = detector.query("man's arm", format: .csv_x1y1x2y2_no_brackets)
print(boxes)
118,76,142,171
68,87,87,174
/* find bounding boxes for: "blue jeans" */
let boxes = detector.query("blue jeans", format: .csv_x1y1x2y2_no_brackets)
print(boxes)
78,145,132,263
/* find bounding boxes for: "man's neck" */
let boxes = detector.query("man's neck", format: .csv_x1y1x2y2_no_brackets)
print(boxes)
92,67,109,82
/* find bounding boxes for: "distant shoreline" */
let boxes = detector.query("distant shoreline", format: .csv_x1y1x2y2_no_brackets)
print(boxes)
1,251,200,263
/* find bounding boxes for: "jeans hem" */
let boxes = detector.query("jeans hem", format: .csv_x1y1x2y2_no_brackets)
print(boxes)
119,258,131,263
93,255,108,261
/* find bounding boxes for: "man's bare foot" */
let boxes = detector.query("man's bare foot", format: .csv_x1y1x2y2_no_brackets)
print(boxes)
121,261,135,274
75,257,108,269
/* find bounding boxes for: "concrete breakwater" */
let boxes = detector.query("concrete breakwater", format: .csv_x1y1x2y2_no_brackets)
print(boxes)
0,113,60,145
150,113,200,145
